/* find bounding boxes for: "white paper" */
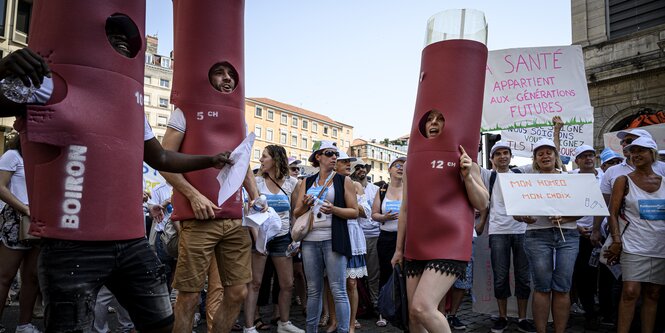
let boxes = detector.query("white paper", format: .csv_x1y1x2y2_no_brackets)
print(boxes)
216,133,255,206
244,207,282,254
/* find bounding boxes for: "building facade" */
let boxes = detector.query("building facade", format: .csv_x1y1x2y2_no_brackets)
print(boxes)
572,0,665,148
245,97,354,169
143,35,174,142
349,138,406,183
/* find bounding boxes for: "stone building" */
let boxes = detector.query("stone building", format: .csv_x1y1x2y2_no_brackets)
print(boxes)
572,0,665,148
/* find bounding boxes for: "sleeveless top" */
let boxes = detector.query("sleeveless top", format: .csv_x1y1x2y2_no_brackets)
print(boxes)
622,176,665,258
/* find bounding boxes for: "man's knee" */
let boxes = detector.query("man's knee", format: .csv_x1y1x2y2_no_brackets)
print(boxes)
224,284,247,304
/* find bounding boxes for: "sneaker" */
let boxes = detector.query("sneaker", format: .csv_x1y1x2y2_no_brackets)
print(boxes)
491,317,509,333
276,321,305,333
243,327,259,333
15,324,42,333
517,319,536,333
448,315,467,330
570,302,585,315
192,312,201,328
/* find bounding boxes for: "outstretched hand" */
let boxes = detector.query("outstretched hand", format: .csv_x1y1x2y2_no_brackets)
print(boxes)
459,145,472,179
211,151,234,169
552,116,564,131
0,48,50,88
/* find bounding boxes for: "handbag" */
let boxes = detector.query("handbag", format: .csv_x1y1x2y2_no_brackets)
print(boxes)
291,172,335,242
19,215,39,241
377,263,409,330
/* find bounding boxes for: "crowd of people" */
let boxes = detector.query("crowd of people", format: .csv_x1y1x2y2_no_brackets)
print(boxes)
0,9,662,333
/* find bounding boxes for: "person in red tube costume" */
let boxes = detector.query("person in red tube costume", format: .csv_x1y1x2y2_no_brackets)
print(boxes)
0,4,235,332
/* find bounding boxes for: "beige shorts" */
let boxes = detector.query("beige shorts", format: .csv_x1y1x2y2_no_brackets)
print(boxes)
621,251,665,285
173,218,252,291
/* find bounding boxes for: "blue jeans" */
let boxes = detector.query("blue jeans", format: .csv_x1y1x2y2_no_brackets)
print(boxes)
489,234,531,299
302,240,350,333
524,228,579,293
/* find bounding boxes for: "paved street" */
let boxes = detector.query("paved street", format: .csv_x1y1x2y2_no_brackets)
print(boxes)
2,295,616,332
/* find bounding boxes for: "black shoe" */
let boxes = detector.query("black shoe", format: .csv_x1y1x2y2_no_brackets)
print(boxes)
517,319,537,333
448,315,467,330
491,317,509,333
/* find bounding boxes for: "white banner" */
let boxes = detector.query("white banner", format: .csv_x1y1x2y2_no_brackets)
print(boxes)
501,122,594,158
143,162,166,193
482,45,593,132
498,173,609,216
603,123,665,154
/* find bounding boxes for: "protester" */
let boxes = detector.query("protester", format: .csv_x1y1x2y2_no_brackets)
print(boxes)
476,141,535,333
288,156,308,311
293,140,358,333
0,135,40,333
391,109,489,333
605,136,665,333
371,156,405,327
243,145,303,333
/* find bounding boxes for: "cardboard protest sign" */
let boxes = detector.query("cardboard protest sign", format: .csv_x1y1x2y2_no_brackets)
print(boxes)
500,121,593,158
497,173,608,216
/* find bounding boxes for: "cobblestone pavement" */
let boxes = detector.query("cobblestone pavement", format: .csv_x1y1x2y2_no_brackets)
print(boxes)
2,295,617,332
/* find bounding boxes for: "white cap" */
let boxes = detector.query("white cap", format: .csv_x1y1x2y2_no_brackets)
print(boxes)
288,157,301,166
625,136,657,151
659,150,665,156
490,141,511,157
533,138,556,153
308,140,338,163
389,156,407,168
573,144,595,160
617,128,652,140
337,151,357,162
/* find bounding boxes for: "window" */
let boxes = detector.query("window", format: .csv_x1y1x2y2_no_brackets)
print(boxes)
347,129,350,134
379,162,383,171
157,115,168,128
608,0,665,39
145,54,153,65
254,125,262,138
280,114,288,125
160,57,171,69
302,119,309,130
280,133,287,144
302,137,308,150
266,129,274,141
312,122,318,133
255,106,263,118
291,135,298,147
332,128,338,138
323,126,329,136
0,0,6,36
15,0,31,34
267,110,274,121
159,78,170,88
254,149,261,160
144,94,151,105
144,76,151,84
159,98,168,108
292,116,298,127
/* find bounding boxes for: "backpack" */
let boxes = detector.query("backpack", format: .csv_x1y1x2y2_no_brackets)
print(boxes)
377,263,409,330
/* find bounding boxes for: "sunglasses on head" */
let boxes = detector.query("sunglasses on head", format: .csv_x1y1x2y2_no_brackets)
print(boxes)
620,137,634,145
322,150,339,157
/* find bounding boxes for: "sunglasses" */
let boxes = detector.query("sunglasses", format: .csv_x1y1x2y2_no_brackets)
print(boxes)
620,137,634,145
392,163,404,170
289,167,300,172
321,151,339,158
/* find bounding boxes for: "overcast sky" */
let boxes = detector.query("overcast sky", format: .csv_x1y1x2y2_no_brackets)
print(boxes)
146,1,572,140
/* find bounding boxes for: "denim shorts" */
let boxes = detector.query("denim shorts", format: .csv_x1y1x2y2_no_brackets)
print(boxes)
39,237,174,332
266,233,292,257
524,228,579,293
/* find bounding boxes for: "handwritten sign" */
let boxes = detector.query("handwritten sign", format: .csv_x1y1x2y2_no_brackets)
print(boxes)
481,46,593,132
497,173,608,216
501,122,593,158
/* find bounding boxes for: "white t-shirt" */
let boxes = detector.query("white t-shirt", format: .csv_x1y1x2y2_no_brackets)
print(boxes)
359,182,380,237
167,107,247,136
256,176,298,236
621,177,665,258
0,150,28,204
600,160,665,195
480,168,527,235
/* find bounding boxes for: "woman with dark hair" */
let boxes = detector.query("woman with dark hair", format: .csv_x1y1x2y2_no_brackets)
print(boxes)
605,136,665,333
294,140,358,333
243,145,304,333
0,134,41,333
517,138,580,333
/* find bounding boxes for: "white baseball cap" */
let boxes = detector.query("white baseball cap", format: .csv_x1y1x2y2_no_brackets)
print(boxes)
337,151,357,162
308,140,338,163
490,141,511,157
389,156,407,168
288,157,301,166
533,138,556,153
573,144,595,160
624,136,657,151
616,128,652,140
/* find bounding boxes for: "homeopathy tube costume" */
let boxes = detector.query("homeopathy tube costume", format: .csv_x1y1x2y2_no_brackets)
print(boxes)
170,0,245,221
405,12,488,262
19,1,146,241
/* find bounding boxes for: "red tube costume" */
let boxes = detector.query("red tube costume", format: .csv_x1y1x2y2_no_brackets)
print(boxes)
170,0,245,221
405,39,487,261
18,1,146,241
